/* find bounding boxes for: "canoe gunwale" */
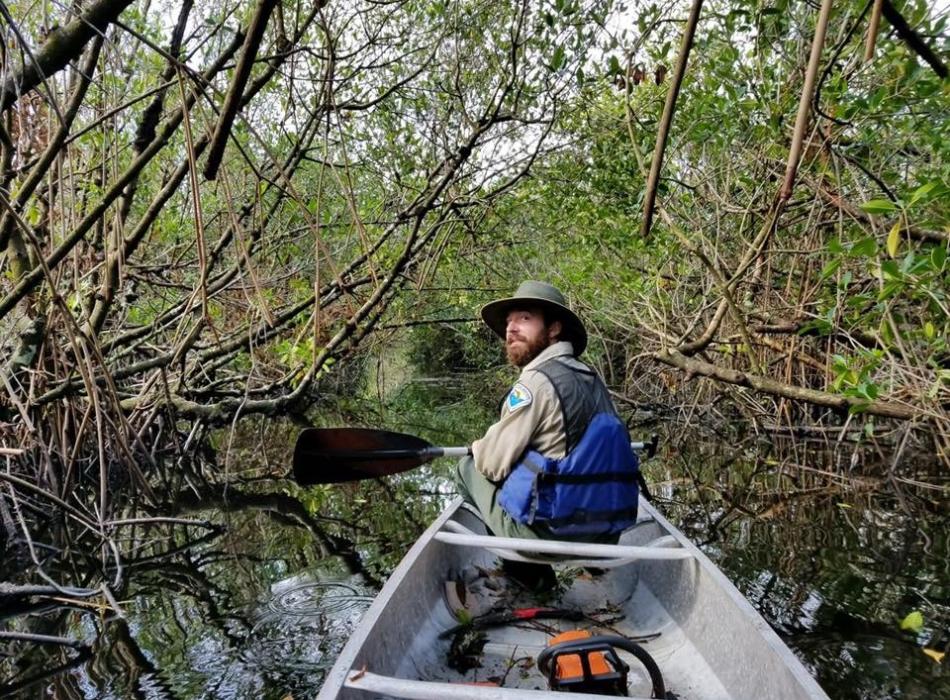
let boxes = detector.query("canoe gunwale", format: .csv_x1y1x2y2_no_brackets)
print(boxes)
344,671,657,700
636,499,830,699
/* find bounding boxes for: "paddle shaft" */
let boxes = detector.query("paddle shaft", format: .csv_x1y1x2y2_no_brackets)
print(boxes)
426,441,647,454
430,446,472,459
317,446,472,461
299,441,650,464
293,428,658,485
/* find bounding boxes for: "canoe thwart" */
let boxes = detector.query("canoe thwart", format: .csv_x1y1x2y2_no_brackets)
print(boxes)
439,520,683,568
433,529,693,561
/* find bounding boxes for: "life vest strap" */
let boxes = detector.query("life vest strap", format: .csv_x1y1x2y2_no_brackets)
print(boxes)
545,505,640,529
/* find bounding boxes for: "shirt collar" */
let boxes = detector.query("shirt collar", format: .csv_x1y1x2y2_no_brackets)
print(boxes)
523,341,575,371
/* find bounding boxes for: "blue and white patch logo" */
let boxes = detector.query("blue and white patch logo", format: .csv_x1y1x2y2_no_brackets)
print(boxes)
506,383,533,412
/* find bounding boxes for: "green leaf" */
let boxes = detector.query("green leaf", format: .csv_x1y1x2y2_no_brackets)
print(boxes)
798,317,833,335
858,381,879,400
908,181,947,207
880,260,900,279
550,45,566,71
850,237,878,257
820,259,841,280
900,250,918,274
932,246,947,270
878,280,903,301
860,199,898,215
900,610,924,633
880,318,894,344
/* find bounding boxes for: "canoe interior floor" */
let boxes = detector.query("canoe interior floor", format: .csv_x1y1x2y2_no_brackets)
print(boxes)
394,560,733,700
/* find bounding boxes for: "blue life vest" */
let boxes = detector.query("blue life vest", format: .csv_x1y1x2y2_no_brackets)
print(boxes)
497,359,640,536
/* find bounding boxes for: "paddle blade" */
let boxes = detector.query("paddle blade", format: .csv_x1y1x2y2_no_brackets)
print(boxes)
293,428,434,485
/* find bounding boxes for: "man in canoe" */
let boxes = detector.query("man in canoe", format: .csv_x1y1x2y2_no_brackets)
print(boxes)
456,280,641,584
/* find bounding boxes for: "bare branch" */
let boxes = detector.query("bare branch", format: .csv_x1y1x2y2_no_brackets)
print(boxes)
0,0,136,112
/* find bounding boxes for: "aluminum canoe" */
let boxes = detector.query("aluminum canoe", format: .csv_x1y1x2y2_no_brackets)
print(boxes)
318,496,829,700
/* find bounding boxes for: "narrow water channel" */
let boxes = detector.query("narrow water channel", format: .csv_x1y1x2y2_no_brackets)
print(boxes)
2,440,946,699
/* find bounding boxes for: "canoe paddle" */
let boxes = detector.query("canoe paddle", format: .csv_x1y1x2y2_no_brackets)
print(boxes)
293,427,471,485
293,428,659,486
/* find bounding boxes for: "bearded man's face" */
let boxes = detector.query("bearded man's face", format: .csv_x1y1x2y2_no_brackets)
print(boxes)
504,308,561,367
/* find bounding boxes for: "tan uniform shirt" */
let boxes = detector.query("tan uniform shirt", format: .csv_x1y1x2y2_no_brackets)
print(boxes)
472,341,588,482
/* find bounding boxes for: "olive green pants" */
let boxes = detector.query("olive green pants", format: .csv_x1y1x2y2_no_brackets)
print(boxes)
455,456,547,539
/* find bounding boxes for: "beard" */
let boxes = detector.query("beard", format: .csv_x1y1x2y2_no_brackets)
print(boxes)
506,333,550,368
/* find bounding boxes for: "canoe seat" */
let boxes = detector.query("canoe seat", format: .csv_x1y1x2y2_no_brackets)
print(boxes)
437,519,691,568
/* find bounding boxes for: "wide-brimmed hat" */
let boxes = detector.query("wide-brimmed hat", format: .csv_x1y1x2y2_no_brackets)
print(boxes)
480,280,588,356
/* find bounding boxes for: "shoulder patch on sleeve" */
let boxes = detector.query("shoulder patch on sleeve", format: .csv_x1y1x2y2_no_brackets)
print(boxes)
506,383,533,412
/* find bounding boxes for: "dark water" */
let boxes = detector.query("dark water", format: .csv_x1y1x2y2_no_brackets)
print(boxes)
2,452,947,699
670,495,949,699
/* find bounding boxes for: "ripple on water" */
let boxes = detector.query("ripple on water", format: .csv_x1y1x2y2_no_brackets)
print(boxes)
266,580,376,618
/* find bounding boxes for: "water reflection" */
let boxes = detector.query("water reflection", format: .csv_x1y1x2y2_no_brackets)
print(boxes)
2,439,947,699
1,471,406,699
15,564,376,698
